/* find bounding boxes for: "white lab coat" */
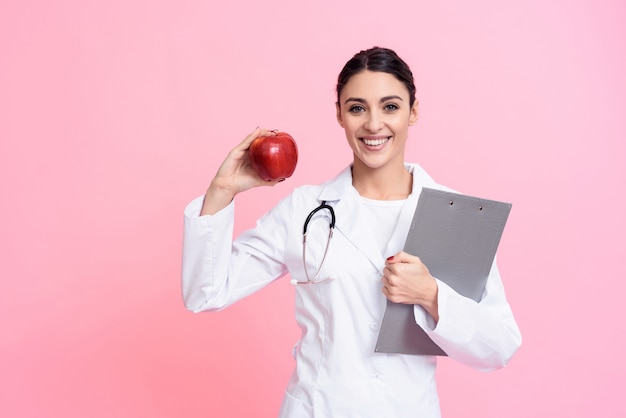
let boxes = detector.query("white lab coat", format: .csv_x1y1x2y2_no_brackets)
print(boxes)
182,163,522,418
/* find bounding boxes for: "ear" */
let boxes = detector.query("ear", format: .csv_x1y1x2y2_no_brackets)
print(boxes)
408,101,419,126
336,102,345,128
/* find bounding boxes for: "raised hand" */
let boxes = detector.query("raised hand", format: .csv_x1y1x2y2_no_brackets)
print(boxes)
200,128,282,215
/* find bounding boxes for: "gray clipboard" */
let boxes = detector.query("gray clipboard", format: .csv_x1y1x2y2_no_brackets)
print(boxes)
374,188,512,356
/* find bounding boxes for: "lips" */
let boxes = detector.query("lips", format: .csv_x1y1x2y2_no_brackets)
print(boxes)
361,136,391,146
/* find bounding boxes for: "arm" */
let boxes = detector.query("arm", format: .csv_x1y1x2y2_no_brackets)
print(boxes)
182,193,294,313
181,128,289,312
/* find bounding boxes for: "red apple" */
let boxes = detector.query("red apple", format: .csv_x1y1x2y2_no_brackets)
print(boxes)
249,132,298,181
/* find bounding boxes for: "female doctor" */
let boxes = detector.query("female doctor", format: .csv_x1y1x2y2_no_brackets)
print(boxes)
182,47,522,418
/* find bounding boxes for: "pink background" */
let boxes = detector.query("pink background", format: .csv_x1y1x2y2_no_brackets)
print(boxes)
2,0,625,417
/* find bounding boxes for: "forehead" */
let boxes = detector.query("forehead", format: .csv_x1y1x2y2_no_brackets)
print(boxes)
339,70,409,102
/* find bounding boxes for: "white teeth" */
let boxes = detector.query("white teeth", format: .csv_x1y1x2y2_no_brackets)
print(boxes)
363,137,390,146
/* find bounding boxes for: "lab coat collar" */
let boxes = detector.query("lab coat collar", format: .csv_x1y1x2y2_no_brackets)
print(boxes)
315,163,439,274
316,163,438,202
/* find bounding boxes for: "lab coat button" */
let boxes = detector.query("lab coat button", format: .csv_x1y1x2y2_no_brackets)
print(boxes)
369,322,379,331
369,371,379,380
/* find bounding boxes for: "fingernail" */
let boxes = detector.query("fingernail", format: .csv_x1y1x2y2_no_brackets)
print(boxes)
386,256,394,261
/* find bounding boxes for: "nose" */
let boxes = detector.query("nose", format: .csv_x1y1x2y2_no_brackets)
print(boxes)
364,109,384,132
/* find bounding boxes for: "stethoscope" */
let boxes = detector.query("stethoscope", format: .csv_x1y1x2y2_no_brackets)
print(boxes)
290,201,336,285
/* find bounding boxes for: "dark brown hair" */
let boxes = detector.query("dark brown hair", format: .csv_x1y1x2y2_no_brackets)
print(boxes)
336,47,417,108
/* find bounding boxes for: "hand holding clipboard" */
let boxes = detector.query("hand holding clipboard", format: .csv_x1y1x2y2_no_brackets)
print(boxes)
375,188,512,356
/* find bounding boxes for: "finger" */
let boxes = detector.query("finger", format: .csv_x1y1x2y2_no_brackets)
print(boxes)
381,270,390,286
238,128,281,153
257,128,279,137
385,253,405,271
383,266,399,285
236,127,263,150
262,177,287,187
386,251,412,263
381,267,400,288
387,252,424,268
381,284,390,299
385,254,399,266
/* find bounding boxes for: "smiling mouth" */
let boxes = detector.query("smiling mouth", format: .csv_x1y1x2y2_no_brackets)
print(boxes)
361,136,391,146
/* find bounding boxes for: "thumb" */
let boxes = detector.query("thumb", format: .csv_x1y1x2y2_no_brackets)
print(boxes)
386,251,420,265
385,251,405,265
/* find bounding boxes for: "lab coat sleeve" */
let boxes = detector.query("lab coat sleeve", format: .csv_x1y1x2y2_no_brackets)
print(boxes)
414,260,522,371
181,194,291,313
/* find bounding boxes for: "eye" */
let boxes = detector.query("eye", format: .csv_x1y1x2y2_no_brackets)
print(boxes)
383,103,399,112
348,105,365,113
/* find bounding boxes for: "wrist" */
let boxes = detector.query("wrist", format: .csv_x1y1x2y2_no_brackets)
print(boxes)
420,277,439,323
200,182,236,216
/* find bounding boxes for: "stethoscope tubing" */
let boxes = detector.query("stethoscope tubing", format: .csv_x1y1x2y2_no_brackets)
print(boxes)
293,201,336,285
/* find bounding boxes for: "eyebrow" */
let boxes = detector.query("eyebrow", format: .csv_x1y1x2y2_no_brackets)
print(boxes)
343,95,405,105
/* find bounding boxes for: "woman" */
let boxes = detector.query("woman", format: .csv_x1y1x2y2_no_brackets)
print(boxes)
182,47,521,417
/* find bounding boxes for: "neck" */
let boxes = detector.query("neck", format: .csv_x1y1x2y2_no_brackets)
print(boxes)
351,161,412,200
